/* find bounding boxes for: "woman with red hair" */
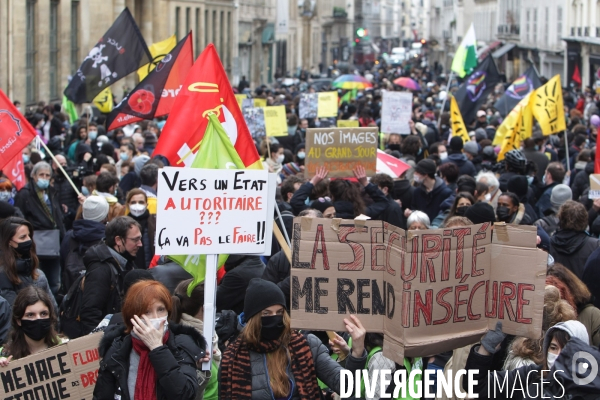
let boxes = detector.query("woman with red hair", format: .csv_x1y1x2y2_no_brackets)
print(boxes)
94,280,210,400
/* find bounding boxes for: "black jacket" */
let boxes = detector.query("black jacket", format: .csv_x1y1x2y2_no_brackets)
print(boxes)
550,230,600,279
583,247,600,309
14,182,66,239
80,244,134,334
523,148,549,183
94,323,206,400
216,256,265,314
149,259,193,294
410,177,453,222
442,153,477,177
572,161,595,202
261,250,291,308
374,194,405,228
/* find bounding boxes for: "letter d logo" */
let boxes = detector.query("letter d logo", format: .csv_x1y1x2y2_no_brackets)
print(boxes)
572,351,598,386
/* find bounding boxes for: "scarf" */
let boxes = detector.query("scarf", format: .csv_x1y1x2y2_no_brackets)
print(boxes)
220,332,320,399
35,188,55,224
131,331,170,400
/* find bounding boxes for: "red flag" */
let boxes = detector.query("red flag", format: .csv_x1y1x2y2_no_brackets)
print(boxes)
107,33,194,130
153,44,260,168
572,64,582,85
0,90,37,171
2,153,26,191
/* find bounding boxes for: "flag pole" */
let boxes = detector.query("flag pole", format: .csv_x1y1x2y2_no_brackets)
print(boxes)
438,71,454,130
201,254,218,371
564,132,571,172
274,202,291,247
39,140,82,196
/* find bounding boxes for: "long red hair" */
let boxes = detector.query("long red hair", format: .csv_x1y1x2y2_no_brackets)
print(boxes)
121,280,172,333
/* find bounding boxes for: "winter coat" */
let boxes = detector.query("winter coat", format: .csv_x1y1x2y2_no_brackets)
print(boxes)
0,295,10,343
392,180,414,213
149,259,193,294
130,211,156,269
59,219,105,293
462,338,600,399
442,153,477,177
0,257,58,312
534,214,559,237
80,244,134,334
225,333,367,400
577,303,600,347
410,177,453,222
572,161,594,202
289,181,313,216
216,256,265,314
499,171,519,192
94,323,207,400
550,230,600,278
372,194,405,227
582,247,600,309
523,148,549,183
535,182,559,219
14,182,66,239
261,250,291,309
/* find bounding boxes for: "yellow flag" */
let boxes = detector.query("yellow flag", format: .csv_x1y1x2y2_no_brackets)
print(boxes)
532,75,566,136
498,107,523,161
137,34,177,81
450,96,470,143
493,93,533,145
93,87,113,113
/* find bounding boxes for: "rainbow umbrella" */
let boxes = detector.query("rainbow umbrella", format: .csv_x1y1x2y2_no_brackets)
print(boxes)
393,77,421,91
332,74,373,90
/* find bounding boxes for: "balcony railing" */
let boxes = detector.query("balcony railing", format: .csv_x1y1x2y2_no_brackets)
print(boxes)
333,7,347,19
497,24,520,35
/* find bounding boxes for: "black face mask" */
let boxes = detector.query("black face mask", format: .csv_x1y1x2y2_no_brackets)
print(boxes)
496,206,513,222
455,206,470,216
13,240,32,257
20,318,52,341
388,144,401,152
119,240,137,262
261,315,285,341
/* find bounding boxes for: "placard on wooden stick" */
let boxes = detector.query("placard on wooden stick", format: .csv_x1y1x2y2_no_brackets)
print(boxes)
305,127,378,178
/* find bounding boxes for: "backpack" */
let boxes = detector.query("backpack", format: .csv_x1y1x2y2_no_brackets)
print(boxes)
60,237,91,297
59,262,118,339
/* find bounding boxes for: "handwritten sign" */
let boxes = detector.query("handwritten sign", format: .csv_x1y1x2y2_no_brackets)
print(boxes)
299,92,339,119
156,167,276,255
291,219,546,363
305,127,378,178
381,92,413,134
264,106,288,137
0,333,102,400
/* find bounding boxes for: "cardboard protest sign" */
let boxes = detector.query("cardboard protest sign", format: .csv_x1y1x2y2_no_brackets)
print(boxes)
254,98,267,108
381,91,413,134
290,218,546,364
156,167,276,255
589,174,600,199
299,92,339,119
0,333,103,400
264,105,288,136
337,120,359,128
305,127,378,178
243,107,266,138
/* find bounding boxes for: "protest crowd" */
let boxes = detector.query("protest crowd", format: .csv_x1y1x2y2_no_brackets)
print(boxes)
2,9,600,400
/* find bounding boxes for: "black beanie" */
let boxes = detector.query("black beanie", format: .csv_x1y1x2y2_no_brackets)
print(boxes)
311,198,334,214
507,175,529,199
465,202,496,224
243,278,287,321
123,269,154,294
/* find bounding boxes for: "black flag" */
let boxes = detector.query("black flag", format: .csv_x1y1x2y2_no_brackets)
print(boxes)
454,56,501,125
106,33,194,130
494,66,542,117
64,8,151,104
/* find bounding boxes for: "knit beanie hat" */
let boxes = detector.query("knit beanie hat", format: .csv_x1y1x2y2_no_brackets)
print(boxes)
507,175,529,199
123,269,154,294
550,184,572,212
281,162,302,178
311,198,334,214
134,155,150,175
449,136,464,153
415,159,437,176
243,278,287,321
82,195,109,222
463,141,479,156
465,202,496,224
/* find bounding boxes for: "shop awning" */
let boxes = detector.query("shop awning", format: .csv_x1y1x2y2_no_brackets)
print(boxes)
262,24,275,44
562,36,600,46
492,43,516,58
477,41,502,60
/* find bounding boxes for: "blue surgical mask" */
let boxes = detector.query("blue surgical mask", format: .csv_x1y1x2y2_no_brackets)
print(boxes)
527,176,534,185
297,151,306,160
534,145,539,151
81,186,90,197
120,152,129,161
36,179,50,190
89,130,98,141
0,191,11,202
23,154,30,164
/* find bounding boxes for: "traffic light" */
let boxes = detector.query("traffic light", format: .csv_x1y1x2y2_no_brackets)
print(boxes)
420,39,427,45
356,28,367,38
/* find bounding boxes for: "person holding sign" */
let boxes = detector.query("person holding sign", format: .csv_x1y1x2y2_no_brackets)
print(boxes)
0,286,62,366
95,280,211,400
220,278,367,399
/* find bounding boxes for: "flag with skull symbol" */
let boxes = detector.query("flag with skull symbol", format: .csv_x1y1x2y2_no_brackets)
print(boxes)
64,8,151,104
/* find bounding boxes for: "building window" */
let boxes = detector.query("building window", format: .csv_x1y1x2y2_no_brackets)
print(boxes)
185,7,190,35
220,11,224,60
50,0,59,100
71,1,79,75
533,9,537,44
557,6,562,43
175,7,181,40
544,7,549,46
205,9,209,48
525,9,530,42
195,8,200,57
26,0,36,104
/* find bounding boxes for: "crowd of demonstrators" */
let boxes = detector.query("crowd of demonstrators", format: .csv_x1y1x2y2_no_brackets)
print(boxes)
1,59,600,398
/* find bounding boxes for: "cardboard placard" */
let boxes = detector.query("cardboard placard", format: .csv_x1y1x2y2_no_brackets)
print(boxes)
305,127,378,178
299,92,339,119
243,107,266,138
381,91,413,134
589,174,600,199
253,98,267,108
337,120,359,128
264,105,288,137
0,333,103,400
156,167,276,255
290,219,546,364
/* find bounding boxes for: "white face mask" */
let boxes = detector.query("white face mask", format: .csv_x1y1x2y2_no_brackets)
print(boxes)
547,351,559,369
129,203,147,217
276,154,285,164
484,193,492,202
148,316,168,332
413,174,423,184
439,152,448,161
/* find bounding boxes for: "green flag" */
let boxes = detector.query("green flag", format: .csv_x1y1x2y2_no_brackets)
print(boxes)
451,24,477,78
168,113,245,294
62,95,78,124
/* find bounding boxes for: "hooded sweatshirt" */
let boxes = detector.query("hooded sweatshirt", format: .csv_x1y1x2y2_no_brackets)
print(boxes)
443,153,477,177
550,230,600,278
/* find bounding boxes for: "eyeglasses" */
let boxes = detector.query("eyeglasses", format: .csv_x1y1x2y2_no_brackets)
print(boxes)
126,236,143,243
